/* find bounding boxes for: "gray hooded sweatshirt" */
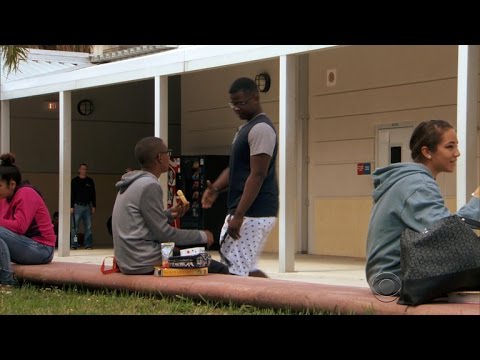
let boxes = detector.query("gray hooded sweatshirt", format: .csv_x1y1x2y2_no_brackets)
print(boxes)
112,170,206,274
366,162,480,293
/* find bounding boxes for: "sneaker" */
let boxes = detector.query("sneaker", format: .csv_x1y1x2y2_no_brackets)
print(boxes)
1,277,18,287
85,246,93,250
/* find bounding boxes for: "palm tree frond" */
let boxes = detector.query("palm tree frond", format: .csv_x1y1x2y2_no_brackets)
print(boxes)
0,45,29,74
1,45,93,76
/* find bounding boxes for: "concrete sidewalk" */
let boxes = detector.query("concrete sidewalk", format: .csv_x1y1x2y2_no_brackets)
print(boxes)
52,248,368,288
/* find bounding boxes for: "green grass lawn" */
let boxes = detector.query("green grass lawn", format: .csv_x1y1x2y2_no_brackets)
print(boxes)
0,282,335,315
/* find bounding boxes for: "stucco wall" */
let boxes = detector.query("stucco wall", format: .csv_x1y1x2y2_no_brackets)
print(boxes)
7,80,156,247
307,45,462,257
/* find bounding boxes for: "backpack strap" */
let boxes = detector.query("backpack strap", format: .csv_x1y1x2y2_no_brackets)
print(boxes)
460,217,480,230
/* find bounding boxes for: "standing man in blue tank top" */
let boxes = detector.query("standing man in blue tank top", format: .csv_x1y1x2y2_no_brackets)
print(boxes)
202,77,279,277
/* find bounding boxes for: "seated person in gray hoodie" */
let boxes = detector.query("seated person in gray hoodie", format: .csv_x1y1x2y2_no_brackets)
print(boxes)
112,136,229,275
366,120,480,296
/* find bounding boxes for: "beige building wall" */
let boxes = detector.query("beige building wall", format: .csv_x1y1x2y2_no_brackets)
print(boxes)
308,45,465,258
7,81,155,247
180,45,480,257
22,173,120,244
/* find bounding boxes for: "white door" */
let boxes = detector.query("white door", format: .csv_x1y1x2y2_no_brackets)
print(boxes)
377,126,414,168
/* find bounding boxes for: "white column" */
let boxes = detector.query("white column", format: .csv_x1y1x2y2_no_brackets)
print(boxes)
279,55,297,272
296,54,309,254
155,76,169,206
58,91,72,257
0,100,10,153
457,45,479,209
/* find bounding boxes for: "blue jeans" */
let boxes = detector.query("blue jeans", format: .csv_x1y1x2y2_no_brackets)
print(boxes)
0,226,54,285
71,204,93,248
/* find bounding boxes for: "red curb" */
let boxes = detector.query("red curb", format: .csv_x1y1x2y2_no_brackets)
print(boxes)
12,262,480,315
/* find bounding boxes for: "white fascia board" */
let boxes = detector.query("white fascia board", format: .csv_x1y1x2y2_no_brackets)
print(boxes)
1,45,338,100
184,45,338,71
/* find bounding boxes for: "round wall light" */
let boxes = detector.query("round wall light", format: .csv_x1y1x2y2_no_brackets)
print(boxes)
77,99,94,116
255,73,271,93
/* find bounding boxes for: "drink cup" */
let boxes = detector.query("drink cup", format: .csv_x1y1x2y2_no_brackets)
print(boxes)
161,242,175,267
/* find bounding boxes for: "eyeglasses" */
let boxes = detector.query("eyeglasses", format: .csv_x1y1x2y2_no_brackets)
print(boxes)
158,149,172,157
228,95,254,109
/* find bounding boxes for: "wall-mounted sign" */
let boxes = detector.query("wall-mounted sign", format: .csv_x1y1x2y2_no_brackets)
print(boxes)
357,162,371,175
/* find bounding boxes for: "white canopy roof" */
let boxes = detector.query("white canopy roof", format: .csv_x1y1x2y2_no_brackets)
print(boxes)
1,45,337,100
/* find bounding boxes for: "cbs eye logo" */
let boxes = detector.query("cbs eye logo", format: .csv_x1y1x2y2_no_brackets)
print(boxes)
370,272,401,302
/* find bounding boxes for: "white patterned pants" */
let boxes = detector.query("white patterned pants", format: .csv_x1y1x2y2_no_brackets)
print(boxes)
219,215,277,276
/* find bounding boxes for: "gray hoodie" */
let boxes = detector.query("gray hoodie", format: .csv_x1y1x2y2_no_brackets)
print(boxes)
366,162,480,293
112,170,206,274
